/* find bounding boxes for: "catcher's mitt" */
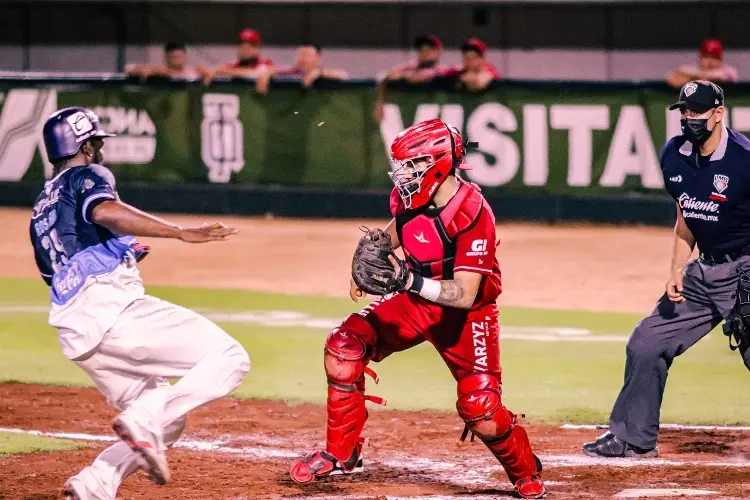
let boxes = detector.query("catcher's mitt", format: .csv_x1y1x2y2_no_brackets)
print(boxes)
351,227,410,296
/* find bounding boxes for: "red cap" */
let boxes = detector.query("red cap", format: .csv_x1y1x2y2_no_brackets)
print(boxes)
239,29,261,45
462,37,486,56
415,34,442,50
700,38,724,59
427,34,442,50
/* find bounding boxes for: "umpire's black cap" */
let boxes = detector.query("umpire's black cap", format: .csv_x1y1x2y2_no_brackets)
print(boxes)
669,80,725,113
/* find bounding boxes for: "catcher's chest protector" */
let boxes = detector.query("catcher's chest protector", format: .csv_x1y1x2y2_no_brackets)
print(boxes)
394,181,484,280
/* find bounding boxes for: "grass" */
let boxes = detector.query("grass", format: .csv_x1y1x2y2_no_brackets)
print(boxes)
1,277,750,424
0,431,88,455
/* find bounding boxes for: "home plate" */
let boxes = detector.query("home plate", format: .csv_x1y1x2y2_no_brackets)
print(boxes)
614,488,718,498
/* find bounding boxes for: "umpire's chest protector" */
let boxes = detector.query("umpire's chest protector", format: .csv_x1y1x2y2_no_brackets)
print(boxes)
391,181,484,280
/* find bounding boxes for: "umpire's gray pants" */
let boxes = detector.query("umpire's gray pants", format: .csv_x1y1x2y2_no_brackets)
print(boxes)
609,255,750,450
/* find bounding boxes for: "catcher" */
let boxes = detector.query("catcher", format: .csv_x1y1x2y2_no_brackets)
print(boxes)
289,118,546,499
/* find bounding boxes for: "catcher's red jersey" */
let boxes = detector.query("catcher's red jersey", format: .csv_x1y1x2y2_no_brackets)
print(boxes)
390,178,502,308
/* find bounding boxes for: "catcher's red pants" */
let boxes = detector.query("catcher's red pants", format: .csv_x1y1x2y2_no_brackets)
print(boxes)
323,292,540,485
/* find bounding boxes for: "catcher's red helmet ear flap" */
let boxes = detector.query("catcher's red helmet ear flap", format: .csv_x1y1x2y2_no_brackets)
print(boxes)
446,123,462,161
445,123,476,170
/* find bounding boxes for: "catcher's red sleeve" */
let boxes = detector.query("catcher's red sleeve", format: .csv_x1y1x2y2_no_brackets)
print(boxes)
453,207,496,275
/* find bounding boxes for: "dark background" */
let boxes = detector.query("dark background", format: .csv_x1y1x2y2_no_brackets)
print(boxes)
0,1,748,50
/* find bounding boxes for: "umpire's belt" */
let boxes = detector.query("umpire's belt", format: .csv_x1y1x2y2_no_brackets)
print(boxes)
699,245,750,265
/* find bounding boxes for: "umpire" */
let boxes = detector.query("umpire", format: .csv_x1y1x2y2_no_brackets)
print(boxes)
583,80,750,458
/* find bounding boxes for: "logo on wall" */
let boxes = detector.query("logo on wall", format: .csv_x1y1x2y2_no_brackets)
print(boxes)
92,107,156,164
200,94,244,183
0,89,57,181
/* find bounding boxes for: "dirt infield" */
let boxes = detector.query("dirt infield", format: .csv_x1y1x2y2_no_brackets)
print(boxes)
2,383,750,500
5,207,732,499
2,207,677,314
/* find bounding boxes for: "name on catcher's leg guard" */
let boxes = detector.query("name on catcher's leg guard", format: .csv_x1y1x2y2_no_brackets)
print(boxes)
472,320,489,372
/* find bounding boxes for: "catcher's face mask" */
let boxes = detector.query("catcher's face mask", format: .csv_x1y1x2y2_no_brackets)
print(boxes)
388,155,434,208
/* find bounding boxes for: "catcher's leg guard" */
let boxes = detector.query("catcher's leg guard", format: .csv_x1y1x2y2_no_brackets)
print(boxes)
324,314,382,461
456,373,544,497
291,314,383,484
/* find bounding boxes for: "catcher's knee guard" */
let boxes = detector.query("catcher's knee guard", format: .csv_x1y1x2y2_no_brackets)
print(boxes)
325,315,370,386
323,314,383,463
457,373,510,437
456,373,540,485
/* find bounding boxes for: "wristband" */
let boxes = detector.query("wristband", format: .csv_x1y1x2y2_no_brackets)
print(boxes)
407,272,423,292
407,273,441,301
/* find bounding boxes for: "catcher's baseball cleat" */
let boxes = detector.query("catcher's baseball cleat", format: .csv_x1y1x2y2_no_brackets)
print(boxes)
515,475,547,499
112,414,171,485
582,431,658,458
289,438,365,484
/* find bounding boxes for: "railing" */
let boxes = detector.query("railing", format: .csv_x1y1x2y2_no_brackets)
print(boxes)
1,75,746,224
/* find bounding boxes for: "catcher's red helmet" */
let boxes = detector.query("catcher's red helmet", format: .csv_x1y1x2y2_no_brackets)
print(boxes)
388,118,469,209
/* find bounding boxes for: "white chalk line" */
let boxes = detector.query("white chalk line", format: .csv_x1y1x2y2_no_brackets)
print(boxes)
2,426,750,470
284,497,512,500
562,423,750,432
614,489,721,498
7,426,750,500
0,427,297,460
0,305,48,313
0,305,628,342
0,426,525,497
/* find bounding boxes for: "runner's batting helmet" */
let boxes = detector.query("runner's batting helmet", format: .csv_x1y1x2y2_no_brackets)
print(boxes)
43,107,114,162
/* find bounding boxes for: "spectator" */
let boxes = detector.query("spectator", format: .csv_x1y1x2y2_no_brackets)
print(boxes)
125,42,199,80
200,29,274,86
667,39,738,89
375,35,446,122
443,38,499,92
384,34,445,83
255,45,348,94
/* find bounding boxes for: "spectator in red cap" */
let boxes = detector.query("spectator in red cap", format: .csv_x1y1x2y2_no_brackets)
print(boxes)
667,38,738,89
375,35,447,122
200,29,274,86
444,37,499,92
383,35,446,83
255,44,348,94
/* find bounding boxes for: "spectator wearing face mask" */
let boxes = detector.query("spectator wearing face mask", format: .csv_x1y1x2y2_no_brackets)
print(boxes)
126,42,199,80
200,29,274,86
255,44,348,94
667,39,738,89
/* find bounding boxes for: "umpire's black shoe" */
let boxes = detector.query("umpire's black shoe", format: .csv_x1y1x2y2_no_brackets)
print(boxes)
582,431,659,458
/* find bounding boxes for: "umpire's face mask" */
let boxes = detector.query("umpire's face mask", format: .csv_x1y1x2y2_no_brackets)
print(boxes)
681,108,717,146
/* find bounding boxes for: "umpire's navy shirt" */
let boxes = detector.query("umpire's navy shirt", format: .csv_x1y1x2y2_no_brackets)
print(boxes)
661,123,750,254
